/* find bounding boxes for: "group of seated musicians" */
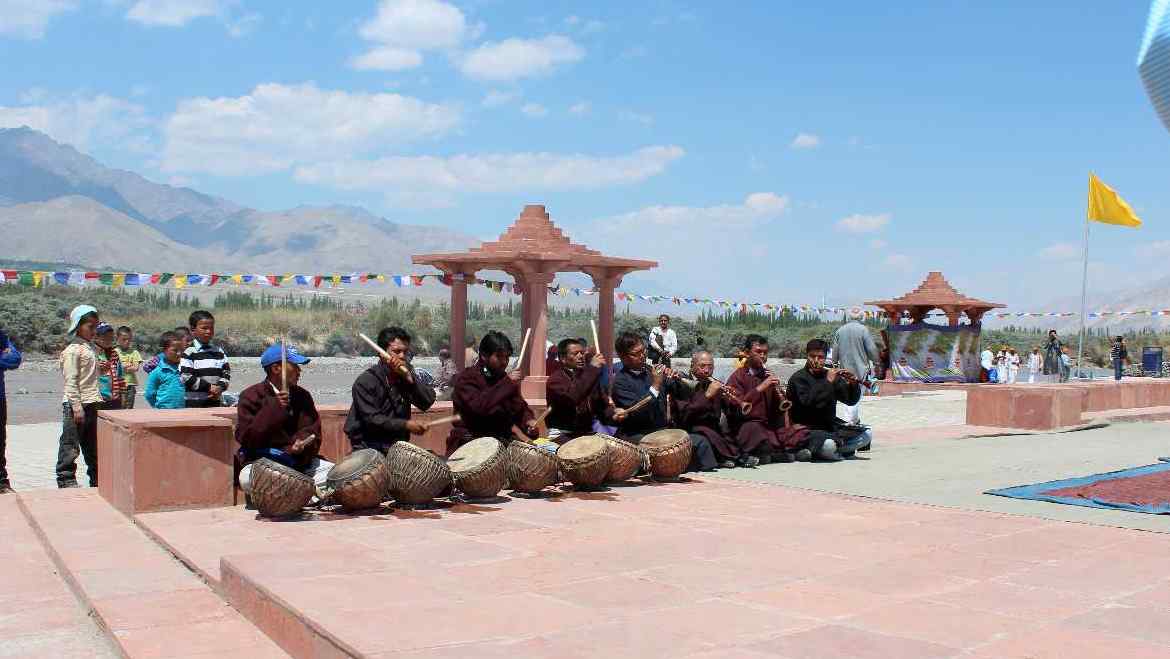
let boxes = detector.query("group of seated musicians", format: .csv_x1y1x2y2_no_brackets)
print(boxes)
231,326,875,495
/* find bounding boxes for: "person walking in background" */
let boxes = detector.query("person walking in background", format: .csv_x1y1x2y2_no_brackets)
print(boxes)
1007,348,1021,384
1043,330,1063,383
1027,347,1042,383
980,346,994,383
115,326,142,408
1110,336,1129,381
58,305,102,488
435,347,457,400
144,332,186,409
832,307,880,424
0,327,23,494
1060,346,1072,383
180,311,230,408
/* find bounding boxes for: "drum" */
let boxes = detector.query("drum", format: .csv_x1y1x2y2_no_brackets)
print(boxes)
601,434,647,482
558,435,612,489
250,458,315,518
505,440,559,494
448,437,507,499
386,441,452,504
641,429,693,480
327,448,391,512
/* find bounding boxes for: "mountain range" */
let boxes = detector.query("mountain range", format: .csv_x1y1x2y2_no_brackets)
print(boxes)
0,126,478,273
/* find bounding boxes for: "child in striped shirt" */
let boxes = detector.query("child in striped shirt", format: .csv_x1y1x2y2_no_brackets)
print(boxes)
179,311,230,408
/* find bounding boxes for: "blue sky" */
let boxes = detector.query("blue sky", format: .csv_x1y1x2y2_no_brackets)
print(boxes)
2,1,1168,310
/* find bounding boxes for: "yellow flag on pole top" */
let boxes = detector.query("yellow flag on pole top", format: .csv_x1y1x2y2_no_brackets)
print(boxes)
1087,173,1142,227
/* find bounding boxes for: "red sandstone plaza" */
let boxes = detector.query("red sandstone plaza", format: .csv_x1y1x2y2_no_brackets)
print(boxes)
5,206,1170,658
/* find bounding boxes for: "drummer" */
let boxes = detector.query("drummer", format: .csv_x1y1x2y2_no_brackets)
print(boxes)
344,326,436,454
450,331,538,451
236,343,334,498
675,350,758,469
610,331,717,471
545,337,608,442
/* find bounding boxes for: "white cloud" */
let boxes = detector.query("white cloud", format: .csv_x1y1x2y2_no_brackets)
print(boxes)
619,110,654,125
836,212,891,233
520,102,548,118
569,101,590,115
161,82,461,176
1039,242,1081,260
481,89,519,107
869,238,887,250
352,0,469,71
293,145,685,198
0,91,150,152
790,132,821,149
883,253,912,270
595,192,789,233
125,0,223,26
0,0,78,38
459,35,584,81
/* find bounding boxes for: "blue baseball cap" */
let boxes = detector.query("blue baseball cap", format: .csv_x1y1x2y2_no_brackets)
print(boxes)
260,344,310,369
95,322,114,335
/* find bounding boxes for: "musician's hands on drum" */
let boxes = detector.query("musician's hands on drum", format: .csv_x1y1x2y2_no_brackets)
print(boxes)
524,422,540,438
405,420,427,435
275,390,290,408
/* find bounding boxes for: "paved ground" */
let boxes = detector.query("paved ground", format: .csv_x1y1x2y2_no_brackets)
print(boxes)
4,423,91,491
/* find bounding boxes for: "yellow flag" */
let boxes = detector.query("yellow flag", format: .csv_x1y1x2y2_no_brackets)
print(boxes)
1087,173,1142,227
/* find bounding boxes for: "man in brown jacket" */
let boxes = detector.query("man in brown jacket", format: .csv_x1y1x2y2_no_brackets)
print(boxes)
236,344,333,497
450,331,537,452
545,337,608,441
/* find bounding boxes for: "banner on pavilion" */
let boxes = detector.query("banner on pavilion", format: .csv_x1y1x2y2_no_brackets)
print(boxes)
885,323,981,383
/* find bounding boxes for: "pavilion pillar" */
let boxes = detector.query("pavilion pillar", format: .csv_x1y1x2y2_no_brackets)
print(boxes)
450,272,471,370
943,306,962,327
520,272,553,400
590,271,622,360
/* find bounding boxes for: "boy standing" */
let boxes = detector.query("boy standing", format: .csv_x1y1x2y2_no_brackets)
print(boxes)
180,311,230,408
142,326,191,376
58,305,102,488
116,326,142,408
0,327,23,494
144,332,186,409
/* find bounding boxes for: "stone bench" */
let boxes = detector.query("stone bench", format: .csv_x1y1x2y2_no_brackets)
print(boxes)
964,380,1170,430
97,400,546,514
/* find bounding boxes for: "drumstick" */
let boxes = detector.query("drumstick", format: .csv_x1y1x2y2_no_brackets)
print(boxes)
280,336,288,394
357,332,411,378
534,407,552,425
513,327,532,372
618,394,655,417
590,319,601,358
422,414,461,431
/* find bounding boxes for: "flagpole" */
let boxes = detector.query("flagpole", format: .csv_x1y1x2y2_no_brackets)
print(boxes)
1076,214,1090,379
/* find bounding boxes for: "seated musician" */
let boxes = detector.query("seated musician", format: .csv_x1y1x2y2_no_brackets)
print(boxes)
786,338,873,461
450,331,538,451
676,350,758,469
236,344,333,497
344,326,436,454
611,331,717,471
725,334,789,463
545,337,608,442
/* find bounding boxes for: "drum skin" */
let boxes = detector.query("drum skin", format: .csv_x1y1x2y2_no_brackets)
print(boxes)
448,437,507,499
327,448,391,512
558,435,611,488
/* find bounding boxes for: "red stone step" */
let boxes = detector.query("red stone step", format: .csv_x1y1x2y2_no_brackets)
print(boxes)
16,488,289,658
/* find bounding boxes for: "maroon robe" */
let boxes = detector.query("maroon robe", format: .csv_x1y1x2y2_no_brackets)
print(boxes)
545,365,606,440
449,362,534,452
674,379,738,461
725,366,785,454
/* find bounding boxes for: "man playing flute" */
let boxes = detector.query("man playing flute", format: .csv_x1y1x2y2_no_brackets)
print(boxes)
674,350,758,469
725,334,789,463
786,339,872,461
344,326,436,454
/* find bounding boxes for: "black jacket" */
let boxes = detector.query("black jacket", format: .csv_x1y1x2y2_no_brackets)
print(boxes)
344,362,436,450
611,366,688,438
785,367,861,432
